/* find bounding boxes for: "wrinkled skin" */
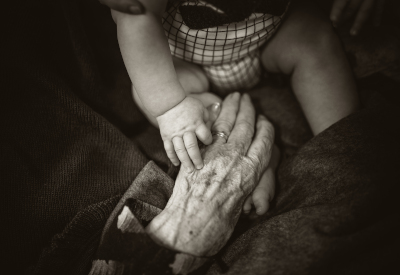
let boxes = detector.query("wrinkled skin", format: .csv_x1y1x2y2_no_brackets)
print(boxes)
146,93,276,256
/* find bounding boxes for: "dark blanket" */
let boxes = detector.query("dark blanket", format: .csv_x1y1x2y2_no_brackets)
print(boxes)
1,0,400,274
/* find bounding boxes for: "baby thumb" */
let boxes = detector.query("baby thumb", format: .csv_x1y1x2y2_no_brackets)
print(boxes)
205,102,221,129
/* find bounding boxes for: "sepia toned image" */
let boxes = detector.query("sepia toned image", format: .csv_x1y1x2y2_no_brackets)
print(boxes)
2,0,399,274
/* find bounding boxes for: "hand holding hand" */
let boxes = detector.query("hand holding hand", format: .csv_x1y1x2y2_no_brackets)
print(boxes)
330,0,385,35
147,93,276,257
157,97,214,172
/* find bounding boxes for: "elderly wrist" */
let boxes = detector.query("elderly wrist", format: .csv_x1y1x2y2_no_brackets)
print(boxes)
145,207,192,253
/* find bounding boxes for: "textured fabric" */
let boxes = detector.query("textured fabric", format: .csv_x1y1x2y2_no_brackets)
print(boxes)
30,87,400,275
89,162,209,275
2,0,400,274
163,0,290,91
1,0,177,273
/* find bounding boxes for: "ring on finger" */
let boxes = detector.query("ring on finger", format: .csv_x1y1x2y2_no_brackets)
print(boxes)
212,131,229,142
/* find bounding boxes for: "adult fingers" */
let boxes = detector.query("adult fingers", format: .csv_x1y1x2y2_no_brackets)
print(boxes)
211,92,241,138
330,0,350,23
252,167,275,215
164,140,180,166
228,94,256,155
183,132,203,169
350,0,375,35
247,115,275,176
243,196,252,214
343,0,363,20
99,0,145,14
172,137,194,172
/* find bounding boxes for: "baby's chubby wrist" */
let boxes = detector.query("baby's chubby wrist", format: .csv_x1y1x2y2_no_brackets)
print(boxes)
154,94,187,118
139,83,187,117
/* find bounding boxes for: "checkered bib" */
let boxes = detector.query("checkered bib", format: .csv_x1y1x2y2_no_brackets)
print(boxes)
163,0,289,92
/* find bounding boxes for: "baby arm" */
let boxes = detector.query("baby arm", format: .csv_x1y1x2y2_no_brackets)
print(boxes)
112,1,212,171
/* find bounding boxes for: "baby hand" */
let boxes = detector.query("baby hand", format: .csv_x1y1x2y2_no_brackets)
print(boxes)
330,0,385,35
156,97,212,172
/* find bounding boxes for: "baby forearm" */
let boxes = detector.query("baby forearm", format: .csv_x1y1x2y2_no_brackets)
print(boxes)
114,10,186,117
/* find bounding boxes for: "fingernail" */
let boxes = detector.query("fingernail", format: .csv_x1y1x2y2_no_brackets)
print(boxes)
128,5,143,14
211,102,221,111
196,164,203,170
231,92,240,98
186,166,193,173
350,29,357,36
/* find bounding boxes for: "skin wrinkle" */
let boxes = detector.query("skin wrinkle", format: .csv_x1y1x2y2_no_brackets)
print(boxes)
163,196,227,255
145,94,274,258
186,211,223,245
165,159,245,253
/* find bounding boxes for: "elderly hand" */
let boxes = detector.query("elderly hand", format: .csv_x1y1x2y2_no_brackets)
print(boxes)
145,92,276,257
330,0,385,35
99,0,145,14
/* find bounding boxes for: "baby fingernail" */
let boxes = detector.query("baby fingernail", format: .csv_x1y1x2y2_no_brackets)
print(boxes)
196,164,203,170
211,102,221,110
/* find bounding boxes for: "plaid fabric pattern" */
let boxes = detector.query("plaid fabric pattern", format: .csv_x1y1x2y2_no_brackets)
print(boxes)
163,0,290,92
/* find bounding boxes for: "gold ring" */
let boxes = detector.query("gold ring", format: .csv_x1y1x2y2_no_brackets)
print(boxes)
212,131,229,142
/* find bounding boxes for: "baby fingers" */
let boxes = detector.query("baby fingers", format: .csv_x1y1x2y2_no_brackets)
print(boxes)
195,123,212,146
172,136,195,173
164,140,180,166
183,132,203,170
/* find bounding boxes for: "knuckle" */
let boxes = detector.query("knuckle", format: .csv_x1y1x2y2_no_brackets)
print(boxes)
260,135,273,150
213,119,233,132
235,142,248,154
185,142,198,150
166,149,175,155
174,147,186,154
181,159,190,165
237,119,253,131
231,150,243,162
250,155,262,169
